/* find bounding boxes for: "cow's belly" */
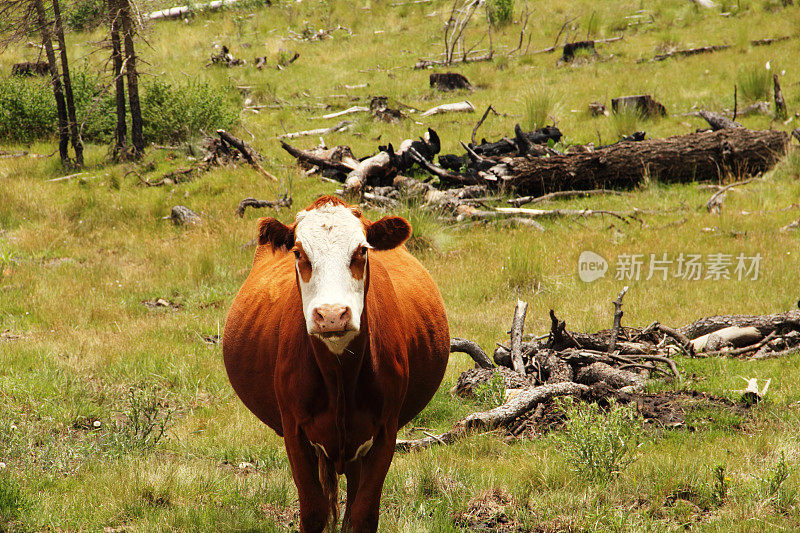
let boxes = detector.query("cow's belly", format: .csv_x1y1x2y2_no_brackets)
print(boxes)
223,250,296,436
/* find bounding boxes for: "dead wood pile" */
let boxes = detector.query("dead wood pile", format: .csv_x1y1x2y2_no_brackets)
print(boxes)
397,291,800,451
281,115,791,214
140,130,276,187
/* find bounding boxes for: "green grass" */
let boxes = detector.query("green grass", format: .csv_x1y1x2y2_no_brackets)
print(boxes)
1,0,800,530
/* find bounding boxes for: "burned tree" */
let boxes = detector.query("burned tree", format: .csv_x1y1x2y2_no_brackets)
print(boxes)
119,0,144,155
0,0,83,167
52,0,84,166
108,0,127,157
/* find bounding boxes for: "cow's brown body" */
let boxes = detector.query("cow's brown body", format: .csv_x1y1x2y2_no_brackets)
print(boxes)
223,199,449,532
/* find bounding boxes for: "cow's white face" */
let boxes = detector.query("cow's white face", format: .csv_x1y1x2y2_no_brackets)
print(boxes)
258,198,411,355
293,204,369,354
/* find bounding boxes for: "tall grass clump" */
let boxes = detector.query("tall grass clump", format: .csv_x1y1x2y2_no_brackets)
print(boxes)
502,242,542,293
555,398,642,482
523,84,557,130
737,65,772,101
611,105,645,139
487,0,514,26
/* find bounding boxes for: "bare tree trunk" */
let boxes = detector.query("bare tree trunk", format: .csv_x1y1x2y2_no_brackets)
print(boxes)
109,0,128,158
120,0,144,156
33,0,69,166
51,0,83,166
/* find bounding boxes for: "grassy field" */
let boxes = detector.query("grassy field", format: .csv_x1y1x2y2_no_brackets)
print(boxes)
2,0,800,530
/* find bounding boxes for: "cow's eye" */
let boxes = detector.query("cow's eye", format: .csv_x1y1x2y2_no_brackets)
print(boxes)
357,246,368,257
293,250,301,260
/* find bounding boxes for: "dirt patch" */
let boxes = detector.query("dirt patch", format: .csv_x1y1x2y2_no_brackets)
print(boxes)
454,488,527,532
511,385,750,438
261,502,298,529
142,298,181,310
1,329,22,342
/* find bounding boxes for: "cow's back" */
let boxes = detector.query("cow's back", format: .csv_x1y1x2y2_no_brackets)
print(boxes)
371,246,449,427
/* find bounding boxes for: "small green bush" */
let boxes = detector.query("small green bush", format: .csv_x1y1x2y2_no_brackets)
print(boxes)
555,398,642,481
141,79,239,144
0,78,57,143
487,0,513,27
0,72,238,146
110,385,174,452
64,0,106,31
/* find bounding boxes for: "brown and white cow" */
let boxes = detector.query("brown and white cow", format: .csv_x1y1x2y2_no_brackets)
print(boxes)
223,196,450,532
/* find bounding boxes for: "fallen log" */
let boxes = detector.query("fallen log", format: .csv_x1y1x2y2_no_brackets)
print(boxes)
421,101,475,117
317,106,369,120
678,309,800,339
698,110,741,131
216,130,278,182
508,189,625,207
278,120,352,139
489,128,789,196
451,338,494,369
396,382,589,451
144,0,244,20
235,195,292,217
648,44,730,62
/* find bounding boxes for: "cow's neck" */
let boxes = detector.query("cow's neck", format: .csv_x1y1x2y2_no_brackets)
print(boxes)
307,326,372,466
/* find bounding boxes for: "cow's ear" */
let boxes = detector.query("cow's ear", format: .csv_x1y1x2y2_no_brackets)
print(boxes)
366,216,411,251
258,217,295,250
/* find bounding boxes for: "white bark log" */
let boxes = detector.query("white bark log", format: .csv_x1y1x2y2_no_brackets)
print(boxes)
421,101,475,117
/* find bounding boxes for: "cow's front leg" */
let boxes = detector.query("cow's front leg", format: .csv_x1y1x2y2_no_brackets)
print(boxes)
345,424,397,533
283,429,332,533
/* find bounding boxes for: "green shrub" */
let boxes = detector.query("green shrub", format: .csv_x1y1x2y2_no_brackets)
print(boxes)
737,65,771,101
0,72,238,146
555,398,642,481
72,69,117,143
110,385,174,452
64,0,105,31
141,79,239,144
487,0,513,27
0,78,57,143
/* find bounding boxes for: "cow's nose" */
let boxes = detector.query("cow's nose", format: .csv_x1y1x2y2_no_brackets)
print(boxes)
312,304,352,332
